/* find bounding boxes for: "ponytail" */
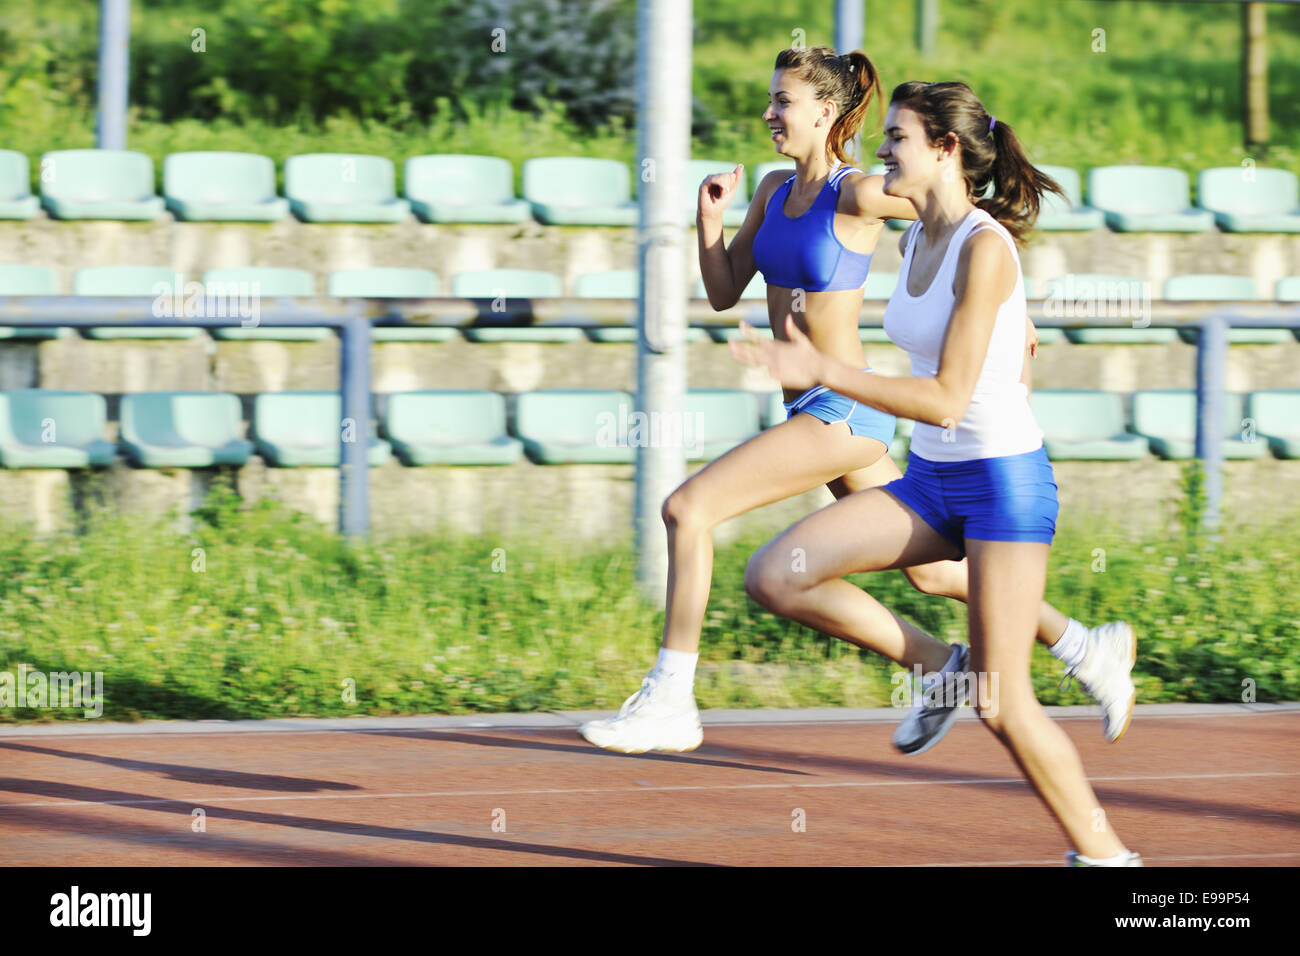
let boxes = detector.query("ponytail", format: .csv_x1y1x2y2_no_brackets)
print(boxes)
827,50,883,166
977,118,1065,246
889,81,1066,246
773,46,884,167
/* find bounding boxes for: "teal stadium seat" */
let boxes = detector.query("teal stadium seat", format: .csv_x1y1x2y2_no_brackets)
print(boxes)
0,390,116,468
1197,167,1300,234
1086,165,1214,232
327,268,454,342
284,154,410,223
1246,390,1300,459
1023,278,1063,344
687,160,749,227
861,271,897,341
74,266,200,340
203,267,327,341
762,391,787,429
163,151,289,222
1029,390,1150,460
513,389,636,463
1163,275,1288,344
119,392,254,467
684,389,762,460
754,161,795,185
0,265,67,340
1043,275,1173,344
0,151,40,220
1129,389,1265,460
252,391,391,467
40,150,164,221
1033,165,1104,231
404,155,531,224
1276,276,1300,342
382,391,522,465
523,157,637,226
576,272,705,342
694,273,766,317
453,270,579,342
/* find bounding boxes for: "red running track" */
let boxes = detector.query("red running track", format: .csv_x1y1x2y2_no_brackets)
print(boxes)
0,709,1296,866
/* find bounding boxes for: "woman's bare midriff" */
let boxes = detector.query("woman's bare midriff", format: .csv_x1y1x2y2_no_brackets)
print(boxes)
766,285,868,403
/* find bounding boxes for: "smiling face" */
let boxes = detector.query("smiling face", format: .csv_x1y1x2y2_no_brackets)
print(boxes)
876,104,953,198
764,69,834,160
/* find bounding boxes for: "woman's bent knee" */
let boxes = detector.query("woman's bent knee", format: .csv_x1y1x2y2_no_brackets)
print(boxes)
744,547,795,612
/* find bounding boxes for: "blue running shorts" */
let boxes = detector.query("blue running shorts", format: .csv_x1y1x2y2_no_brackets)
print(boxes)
783,369,896,447
884,446,1059,557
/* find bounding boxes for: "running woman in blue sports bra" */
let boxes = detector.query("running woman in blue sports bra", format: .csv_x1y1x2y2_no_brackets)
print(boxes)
580,48,1134,774
732,80,1141,866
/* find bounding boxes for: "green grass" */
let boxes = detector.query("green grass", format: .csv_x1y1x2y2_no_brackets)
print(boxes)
0,481,1295,723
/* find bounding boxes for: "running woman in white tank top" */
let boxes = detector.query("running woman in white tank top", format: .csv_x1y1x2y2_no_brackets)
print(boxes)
732,81,1141,866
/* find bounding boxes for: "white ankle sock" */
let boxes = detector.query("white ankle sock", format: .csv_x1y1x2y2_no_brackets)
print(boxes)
1050,619,1089,671
1076,850,1131,865
655,647,698,694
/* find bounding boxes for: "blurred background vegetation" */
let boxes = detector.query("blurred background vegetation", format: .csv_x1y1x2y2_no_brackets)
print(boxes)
1,0,1297,192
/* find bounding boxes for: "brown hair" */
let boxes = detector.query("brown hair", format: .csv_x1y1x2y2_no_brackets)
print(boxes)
888,80,1063,245
773,47,882,166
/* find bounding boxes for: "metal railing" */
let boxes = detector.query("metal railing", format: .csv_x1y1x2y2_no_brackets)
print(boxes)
0,295,1297,534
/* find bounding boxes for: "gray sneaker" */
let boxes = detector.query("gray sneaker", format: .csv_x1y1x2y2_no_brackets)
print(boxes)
892,644,971,756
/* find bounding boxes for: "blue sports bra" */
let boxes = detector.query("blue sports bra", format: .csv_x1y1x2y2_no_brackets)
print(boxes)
751,163,873,291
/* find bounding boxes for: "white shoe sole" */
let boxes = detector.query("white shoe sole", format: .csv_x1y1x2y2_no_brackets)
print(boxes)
1109,623,1138,743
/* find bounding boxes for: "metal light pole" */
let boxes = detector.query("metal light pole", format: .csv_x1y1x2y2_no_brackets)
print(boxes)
98,0,130,150
634,0,692,607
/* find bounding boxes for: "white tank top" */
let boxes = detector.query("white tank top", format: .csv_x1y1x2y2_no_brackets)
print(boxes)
883,207,1042,461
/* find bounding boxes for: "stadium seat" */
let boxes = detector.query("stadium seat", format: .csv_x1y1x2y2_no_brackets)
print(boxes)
513,389,636,463
861,271,898,341
0,390,116,468
0,150,40,220
1163,275,1288,344
404,154,531,224
1129,389,1265,460
1197,167,1300,233
327,268,453,342
381,391,522,465
694,273,766,304
1087,166,1214,232
163,151,289,221
39,150,165,221
1030,390,1150,460
0,265,67,340
1245,390,1300,459
119,392,253,467
523,157,637,226
687,160,749,226
1023,278,1064,345
74,266,200,340
707,324,772,343
284,154,410,223
252,391,391,467
1043,275,1174,343
684,389,762,460
752,161,795,192
1033,165,1104,231
203,267,328,341
1277,276,1300,302
575,270,637,299
762,391,787,429
451,270,577,341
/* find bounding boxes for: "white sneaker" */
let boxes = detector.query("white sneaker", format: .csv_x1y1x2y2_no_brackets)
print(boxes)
578,671,703,754
1066,622,1137,742
1066,850,1143,867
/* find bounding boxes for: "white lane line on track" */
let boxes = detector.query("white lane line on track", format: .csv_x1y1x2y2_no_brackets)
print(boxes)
0,770,1295,811
902,851,1300,867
